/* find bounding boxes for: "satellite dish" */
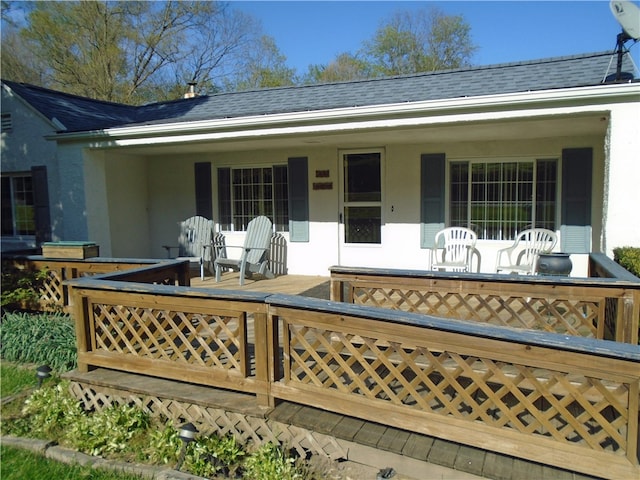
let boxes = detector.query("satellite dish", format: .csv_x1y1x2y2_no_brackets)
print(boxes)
610,1,640,40
607,1,639,82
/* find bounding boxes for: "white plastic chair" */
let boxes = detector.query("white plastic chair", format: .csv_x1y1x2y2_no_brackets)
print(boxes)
495,228,558,275
430,227,477,272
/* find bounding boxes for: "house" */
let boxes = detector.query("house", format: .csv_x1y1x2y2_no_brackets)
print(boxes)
2,51,639,276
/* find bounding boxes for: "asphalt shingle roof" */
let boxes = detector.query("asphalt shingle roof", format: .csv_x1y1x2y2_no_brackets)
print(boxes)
3,51,636,134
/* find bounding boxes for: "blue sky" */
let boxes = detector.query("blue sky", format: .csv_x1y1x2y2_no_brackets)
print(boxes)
232,1,640,75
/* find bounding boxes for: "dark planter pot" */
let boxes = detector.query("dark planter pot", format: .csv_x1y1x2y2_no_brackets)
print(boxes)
536,253,572,276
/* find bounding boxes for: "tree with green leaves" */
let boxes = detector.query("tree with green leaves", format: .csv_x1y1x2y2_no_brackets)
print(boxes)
1,1,279,104
303,53,373,84
225,35,296,91
362,6,476,77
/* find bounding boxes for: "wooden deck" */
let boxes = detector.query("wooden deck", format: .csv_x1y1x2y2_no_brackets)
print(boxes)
22,255,633,480
171,272,608,480
190,272,331,298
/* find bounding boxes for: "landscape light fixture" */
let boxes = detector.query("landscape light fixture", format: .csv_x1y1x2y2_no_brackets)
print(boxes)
35,365,52,388
176,422,198,470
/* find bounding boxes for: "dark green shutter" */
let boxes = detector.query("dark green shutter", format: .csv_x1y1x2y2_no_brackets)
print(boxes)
31,166,51,245
420,153,446,248
561,148,592,253
194,162,212,219
287,157,309,242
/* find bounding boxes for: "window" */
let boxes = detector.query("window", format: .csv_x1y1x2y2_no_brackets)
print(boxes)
218,166,288,231
450,159,557,240
1,174,36,236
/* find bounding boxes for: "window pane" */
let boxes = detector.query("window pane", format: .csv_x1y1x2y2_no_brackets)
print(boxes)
1,175,35,236
344,153,381,202
273,165,289,231
450,162,468,228
344,206,381,243
453,160,556,240
1,176,14,235
221,166,288,232
535,159,557,230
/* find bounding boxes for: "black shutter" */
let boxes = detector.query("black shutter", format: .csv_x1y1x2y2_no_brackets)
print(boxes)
194,162,212,219
561,148,592,253
287,157,309,242
31,166,51,245
420,153,446,248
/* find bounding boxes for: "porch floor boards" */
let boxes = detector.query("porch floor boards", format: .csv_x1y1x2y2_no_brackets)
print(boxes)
190,272,331,298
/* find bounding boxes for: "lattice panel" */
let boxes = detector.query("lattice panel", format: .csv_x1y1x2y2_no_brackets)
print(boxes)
39,269,64,310
287,324,630,456
353,287,600,337
91,303,246,372
67,381,347,461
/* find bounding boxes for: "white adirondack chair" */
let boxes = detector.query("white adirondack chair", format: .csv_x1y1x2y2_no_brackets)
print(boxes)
162,216,213,280
214,216,275,285
430,227,477,272
495,228,558,275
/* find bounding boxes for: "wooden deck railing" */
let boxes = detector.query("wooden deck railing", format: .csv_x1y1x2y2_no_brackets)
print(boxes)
64,263,640,480
329,261,640,344
5,256,190,312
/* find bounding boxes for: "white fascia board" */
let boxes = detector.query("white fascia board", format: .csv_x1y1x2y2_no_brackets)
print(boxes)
52,83,639,146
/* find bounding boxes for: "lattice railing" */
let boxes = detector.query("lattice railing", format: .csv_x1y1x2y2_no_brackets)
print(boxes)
92,303,247,375
272,303,639,479
330,267,640,344
65,268,639,479
351,287,601,337
5,257,189,312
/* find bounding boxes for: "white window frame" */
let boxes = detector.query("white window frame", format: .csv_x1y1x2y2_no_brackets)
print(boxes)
448,157,558,241
218,164,289,232
1,172,36,238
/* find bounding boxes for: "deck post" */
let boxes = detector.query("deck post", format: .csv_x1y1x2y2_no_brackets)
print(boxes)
618,292,639,344
68,284,91,373
330,277,343,302
253,311,274,408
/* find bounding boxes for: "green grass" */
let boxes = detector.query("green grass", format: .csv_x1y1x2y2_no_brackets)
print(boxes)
1,362,39,397
0,445,146,480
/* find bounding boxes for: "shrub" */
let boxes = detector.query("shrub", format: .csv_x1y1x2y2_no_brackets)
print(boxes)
10,381,85,439
65,403,150,457
0,312,77,372
185,433,246,478
243,442,307,480
613,246,640,278
1,263,48,312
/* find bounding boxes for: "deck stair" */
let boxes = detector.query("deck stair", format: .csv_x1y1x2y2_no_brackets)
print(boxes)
63,368,601,480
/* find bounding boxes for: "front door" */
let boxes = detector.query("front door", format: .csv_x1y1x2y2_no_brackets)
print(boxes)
338,149,383,265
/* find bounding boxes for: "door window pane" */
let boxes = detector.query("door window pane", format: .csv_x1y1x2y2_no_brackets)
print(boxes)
344,153,381,202
345,206,381,243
